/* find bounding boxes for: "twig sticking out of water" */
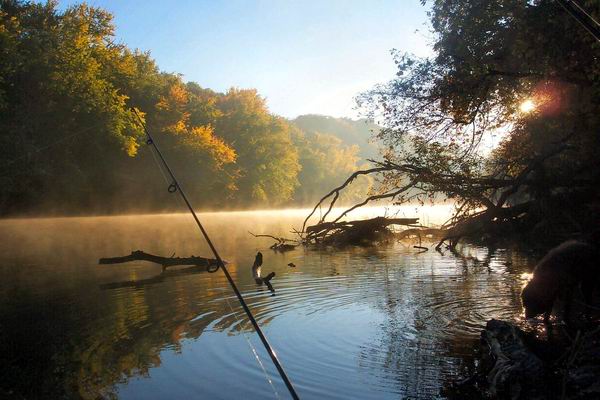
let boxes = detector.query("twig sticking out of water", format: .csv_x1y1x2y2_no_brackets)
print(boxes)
248,231,298,251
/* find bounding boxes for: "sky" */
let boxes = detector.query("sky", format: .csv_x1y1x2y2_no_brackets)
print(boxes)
60,0,433,119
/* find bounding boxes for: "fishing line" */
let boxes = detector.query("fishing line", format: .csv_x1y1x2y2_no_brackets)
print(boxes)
147,144,202,235
2,121,105,168
557,0,600,41
222,292,282,400
132,108,300,400
145,135,281,399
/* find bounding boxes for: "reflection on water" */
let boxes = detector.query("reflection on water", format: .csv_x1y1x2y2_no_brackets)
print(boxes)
0,208,534,399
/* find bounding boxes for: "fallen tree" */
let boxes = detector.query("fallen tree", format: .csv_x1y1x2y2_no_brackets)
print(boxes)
304,216,419,246
396,227,445,240
99,250,220,271
295,138,588,250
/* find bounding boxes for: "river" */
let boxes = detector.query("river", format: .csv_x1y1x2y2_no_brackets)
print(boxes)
0,208,535,399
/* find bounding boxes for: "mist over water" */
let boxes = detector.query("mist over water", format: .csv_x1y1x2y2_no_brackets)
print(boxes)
0,207,534,399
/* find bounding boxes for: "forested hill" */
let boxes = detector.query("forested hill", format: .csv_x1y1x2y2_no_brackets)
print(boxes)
292,115,380,160
0,1,376,216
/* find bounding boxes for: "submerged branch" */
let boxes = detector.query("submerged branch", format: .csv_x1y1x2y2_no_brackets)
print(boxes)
248,231,297,244
99,250,220,270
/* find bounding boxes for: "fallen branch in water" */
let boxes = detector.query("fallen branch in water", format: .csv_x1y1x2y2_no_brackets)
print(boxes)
397,228,445,240
298,141,577,250
248,231,299,252
248,231,296,243
99,250,220,271
304,216,419,246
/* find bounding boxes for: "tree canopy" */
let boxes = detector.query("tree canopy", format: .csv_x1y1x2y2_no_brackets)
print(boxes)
350,0,600,245
0,0,376,215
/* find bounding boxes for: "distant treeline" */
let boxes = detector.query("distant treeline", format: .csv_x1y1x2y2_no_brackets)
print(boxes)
0,1,378,216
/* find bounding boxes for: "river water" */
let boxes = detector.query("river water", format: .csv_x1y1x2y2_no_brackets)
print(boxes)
0,208,535,399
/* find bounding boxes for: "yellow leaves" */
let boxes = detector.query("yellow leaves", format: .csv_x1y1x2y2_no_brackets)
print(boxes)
169,84,189,105
251,185,268,202
218,88,270,122
186,125,236,167
155,83,236,169
122,136,139,157
156,83,192,132
173,119,187,134
156,84,189,112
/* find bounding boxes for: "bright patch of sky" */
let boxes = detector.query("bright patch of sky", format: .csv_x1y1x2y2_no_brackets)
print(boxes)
59,0,433,119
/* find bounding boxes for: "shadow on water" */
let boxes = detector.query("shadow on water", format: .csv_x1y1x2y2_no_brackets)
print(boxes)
0,210,537,399
99,264,211,290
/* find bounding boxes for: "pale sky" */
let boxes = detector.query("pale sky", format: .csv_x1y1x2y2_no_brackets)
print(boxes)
60,0,433,118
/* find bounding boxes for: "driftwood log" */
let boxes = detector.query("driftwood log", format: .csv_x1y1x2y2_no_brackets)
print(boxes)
305,216,419,246
99,250,220,271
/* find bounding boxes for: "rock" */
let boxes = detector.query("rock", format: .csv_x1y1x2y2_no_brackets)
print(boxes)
481,319,546,399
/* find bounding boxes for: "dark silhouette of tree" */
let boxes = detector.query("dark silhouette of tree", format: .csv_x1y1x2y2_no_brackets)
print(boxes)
345,0,600,246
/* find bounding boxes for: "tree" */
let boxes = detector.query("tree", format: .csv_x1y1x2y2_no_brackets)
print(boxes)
215,88,300,206
292,129,372,205
346,0,600,246
293,114,381,160
149,82,237,204
0,1,145,214
0,1,303,214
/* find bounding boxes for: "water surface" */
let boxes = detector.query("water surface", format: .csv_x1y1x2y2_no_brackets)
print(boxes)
0,209,534,399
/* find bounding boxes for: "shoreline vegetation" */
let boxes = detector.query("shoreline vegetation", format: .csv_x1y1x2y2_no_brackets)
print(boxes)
0,2,378,217
3,1,598,251
2,0,600,399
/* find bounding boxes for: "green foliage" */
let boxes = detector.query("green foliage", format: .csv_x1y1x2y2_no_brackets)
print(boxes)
293,114,380,160
0,0,388,215
292,128,372,205
1,1,381,215
359,0,600,232
0,1,145,214
215,88,300,205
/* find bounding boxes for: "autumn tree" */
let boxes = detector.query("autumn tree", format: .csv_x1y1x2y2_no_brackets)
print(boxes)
215,89,301,206
0,2,304,214
149,82,237,204
0,1,143,213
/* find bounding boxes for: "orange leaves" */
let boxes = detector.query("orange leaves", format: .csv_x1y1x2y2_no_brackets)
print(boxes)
155,82,236,169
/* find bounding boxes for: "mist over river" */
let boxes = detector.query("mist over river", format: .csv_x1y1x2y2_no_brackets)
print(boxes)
0,207,535,399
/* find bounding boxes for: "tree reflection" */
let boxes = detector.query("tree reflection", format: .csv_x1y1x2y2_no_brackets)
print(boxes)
0,261,276,399
356,243,530,398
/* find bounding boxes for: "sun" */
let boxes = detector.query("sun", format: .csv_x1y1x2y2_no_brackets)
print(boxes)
519,99,536,113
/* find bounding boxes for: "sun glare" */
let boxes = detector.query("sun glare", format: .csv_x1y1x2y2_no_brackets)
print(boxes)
519,99,536,113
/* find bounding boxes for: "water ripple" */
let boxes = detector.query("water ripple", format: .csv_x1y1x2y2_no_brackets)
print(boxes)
0,213,534,400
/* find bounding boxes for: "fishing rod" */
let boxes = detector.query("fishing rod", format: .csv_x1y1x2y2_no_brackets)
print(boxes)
132,108,300,400
556,0,600,42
